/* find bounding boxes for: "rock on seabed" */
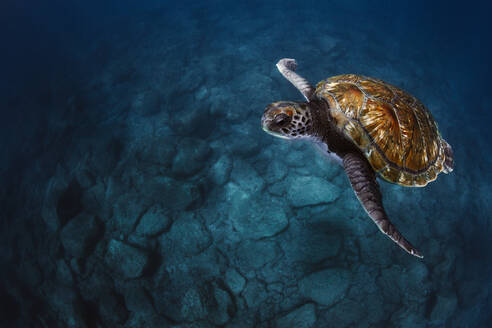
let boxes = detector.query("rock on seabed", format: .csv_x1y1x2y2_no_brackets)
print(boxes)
60,213,101,258
104,239,150,279
135,204,171,237
299,268,351,306
286,176,342,206
276,303,317,328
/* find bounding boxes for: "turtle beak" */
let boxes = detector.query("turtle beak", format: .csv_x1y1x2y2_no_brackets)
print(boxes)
261,113,272,132
262,104,292,139
261,117,291,139
261,117,271,132
261,117,279,134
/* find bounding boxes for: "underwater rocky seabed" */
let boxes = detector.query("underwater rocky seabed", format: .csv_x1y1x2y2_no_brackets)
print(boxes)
1,2,492,328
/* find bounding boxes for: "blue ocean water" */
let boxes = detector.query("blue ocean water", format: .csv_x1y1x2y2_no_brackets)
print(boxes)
1,0,491,327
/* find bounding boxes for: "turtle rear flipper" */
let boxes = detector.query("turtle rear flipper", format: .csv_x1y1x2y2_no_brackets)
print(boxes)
343,152,423,258
442,140,454,173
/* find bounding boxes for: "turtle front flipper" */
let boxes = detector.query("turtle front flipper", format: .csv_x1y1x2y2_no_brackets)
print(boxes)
276,58,315,101
342,152,424,258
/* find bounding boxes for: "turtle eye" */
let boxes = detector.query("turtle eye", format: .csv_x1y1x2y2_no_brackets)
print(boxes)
274,113,291,127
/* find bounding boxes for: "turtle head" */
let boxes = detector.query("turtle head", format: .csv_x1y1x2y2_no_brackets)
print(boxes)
262,101,312,139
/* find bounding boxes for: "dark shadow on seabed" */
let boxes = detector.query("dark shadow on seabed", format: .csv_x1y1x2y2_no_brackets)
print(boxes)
0,0,492,327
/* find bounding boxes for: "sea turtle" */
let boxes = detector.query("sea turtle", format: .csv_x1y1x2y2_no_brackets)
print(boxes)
261,58,454,258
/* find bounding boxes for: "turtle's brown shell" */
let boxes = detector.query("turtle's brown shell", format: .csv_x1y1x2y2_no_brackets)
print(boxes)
316,74,452,186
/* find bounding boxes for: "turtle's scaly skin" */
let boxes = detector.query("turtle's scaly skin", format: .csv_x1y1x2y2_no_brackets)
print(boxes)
316,74,451,186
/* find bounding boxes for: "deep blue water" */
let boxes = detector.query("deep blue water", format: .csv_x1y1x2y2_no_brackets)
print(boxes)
1,1,491,327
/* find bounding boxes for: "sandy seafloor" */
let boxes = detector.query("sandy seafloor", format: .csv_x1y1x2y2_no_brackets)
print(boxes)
1,1,491,327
